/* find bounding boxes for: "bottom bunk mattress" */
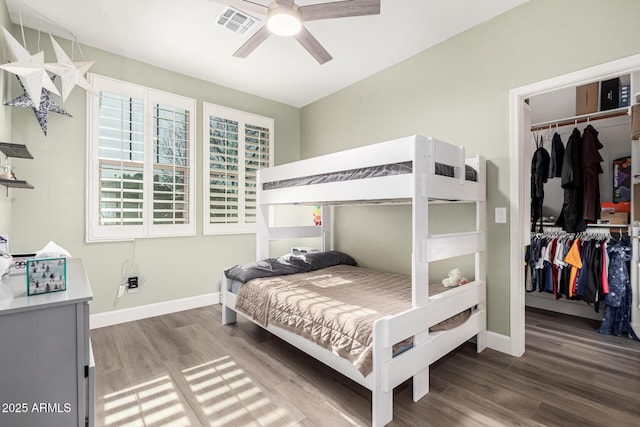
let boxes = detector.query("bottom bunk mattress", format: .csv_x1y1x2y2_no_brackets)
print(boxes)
233,264,471,376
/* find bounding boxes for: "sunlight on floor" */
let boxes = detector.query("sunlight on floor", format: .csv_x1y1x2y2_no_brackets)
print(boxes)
101,375,190,427
182,356,294,426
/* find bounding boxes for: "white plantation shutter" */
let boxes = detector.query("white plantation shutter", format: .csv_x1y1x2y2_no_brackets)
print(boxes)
244,123,271,223
152,104,191,225
208,116,240,225
203,103,273,234
87,75,196,241
97,93,145,227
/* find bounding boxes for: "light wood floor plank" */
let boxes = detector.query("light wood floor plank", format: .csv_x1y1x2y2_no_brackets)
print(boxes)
90,306,640,427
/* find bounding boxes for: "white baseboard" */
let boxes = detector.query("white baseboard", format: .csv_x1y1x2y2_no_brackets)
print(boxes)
91,295,518,357
90,292,220,329
486,330,512,355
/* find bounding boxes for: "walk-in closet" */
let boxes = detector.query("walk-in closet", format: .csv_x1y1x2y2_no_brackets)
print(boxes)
524,72,639,340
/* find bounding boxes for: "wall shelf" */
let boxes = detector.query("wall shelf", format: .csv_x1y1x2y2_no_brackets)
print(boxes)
0,142,34,190
0,142,33,159
0,178,34,189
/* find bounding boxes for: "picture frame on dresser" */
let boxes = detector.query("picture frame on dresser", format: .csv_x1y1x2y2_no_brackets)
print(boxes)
26,257,67,295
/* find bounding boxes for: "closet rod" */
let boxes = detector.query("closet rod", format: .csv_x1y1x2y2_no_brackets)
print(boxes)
530,107,630,132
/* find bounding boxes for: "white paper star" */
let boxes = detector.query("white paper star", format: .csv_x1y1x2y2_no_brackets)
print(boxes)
44,35,96,102
0,26,59,109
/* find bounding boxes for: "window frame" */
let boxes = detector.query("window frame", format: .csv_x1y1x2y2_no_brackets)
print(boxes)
87,74,197,242
202,103,274,235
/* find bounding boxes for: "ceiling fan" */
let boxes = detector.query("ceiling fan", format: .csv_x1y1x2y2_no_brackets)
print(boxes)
220,0,381,64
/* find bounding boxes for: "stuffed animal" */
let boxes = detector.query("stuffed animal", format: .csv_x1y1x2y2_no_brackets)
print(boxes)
313,206,322,226
442,268,462,287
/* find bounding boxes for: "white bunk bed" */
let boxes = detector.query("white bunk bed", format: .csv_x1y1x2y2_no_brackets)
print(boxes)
220,134,487,426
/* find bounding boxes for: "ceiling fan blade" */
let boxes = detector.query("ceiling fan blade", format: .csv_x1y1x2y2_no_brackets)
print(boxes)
294,26,332,64
275,0,295,7
222,0,268,17
299,0,380,22
233,26,271,58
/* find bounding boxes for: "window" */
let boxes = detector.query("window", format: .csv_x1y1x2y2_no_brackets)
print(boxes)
87,75,196,241
203,103,274,234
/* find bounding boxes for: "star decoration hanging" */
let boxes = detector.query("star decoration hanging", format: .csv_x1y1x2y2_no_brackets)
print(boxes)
44,35,96,102
6,75,72,136
0,26,59,109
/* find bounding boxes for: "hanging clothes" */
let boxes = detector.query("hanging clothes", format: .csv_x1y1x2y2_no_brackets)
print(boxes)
531,136,550,232
556,128,586,233
582,125,604,223
525,231,608,309
548,132,565,179
597,237,639,340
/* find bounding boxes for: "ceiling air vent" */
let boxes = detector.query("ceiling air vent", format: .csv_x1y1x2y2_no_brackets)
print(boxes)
215,6,258,35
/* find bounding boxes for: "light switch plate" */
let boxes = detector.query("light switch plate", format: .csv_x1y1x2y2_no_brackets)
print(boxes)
495,207,507,224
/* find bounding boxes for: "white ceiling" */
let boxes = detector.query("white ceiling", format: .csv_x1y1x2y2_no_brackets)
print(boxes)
5,0,528,107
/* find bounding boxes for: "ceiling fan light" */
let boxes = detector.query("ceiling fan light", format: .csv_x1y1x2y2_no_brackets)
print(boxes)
267,7,302,36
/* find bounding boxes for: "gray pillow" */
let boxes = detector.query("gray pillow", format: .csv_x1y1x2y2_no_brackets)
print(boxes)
301,250,357,270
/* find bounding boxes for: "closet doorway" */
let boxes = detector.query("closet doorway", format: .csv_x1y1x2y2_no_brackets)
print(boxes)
509,54,640,357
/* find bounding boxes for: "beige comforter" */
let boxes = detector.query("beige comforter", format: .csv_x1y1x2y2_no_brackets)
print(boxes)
234,264,469,376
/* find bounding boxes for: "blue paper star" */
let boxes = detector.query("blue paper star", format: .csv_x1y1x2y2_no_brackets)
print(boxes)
5,75,71,136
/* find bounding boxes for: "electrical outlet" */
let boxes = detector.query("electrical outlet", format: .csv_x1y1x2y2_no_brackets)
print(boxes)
127,276,139,290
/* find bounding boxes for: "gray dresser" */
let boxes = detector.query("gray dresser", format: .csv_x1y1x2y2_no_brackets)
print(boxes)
0,258,94,427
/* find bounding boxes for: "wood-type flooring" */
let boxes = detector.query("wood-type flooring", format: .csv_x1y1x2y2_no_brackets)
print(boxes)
90,306,640,427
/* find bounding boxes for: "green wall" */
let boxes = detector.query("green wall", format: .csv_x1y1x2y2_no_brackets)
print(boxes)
7,28,300,314
5,0,640,335
0,1,12,235
300,0,640,335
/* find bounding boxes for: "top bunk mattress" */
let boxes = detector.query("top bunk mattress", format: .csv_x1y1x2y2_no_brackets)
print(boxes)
262,161,478,191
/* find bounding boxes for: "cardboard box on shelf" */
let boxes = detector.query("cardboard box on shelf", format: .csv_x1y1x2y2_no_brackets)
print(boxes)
632,104,640,140
598,211,629,225
634,183,640,222
620,85,631,107
601,201,631,213
600,77,621,111
576,82,599,115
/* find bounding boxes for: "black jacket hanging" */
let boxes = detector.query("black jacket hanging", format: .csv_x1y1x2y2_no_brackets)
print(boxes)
556,128,586,233
549,132,565,178
531,136,550,232
582,124,604,223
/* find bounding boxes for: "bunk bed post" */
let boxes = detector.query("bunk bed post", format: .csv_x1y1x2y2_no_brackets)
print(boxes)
221,273,236,325
321,204,332,251
256,170,270,260
372,319,393,427
475,156,487,352
411,135,431,401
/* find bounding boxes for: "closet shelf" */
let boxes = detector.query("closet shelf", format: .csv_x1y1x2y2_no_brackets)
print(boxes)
530,106,630,132
539,222,629,229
